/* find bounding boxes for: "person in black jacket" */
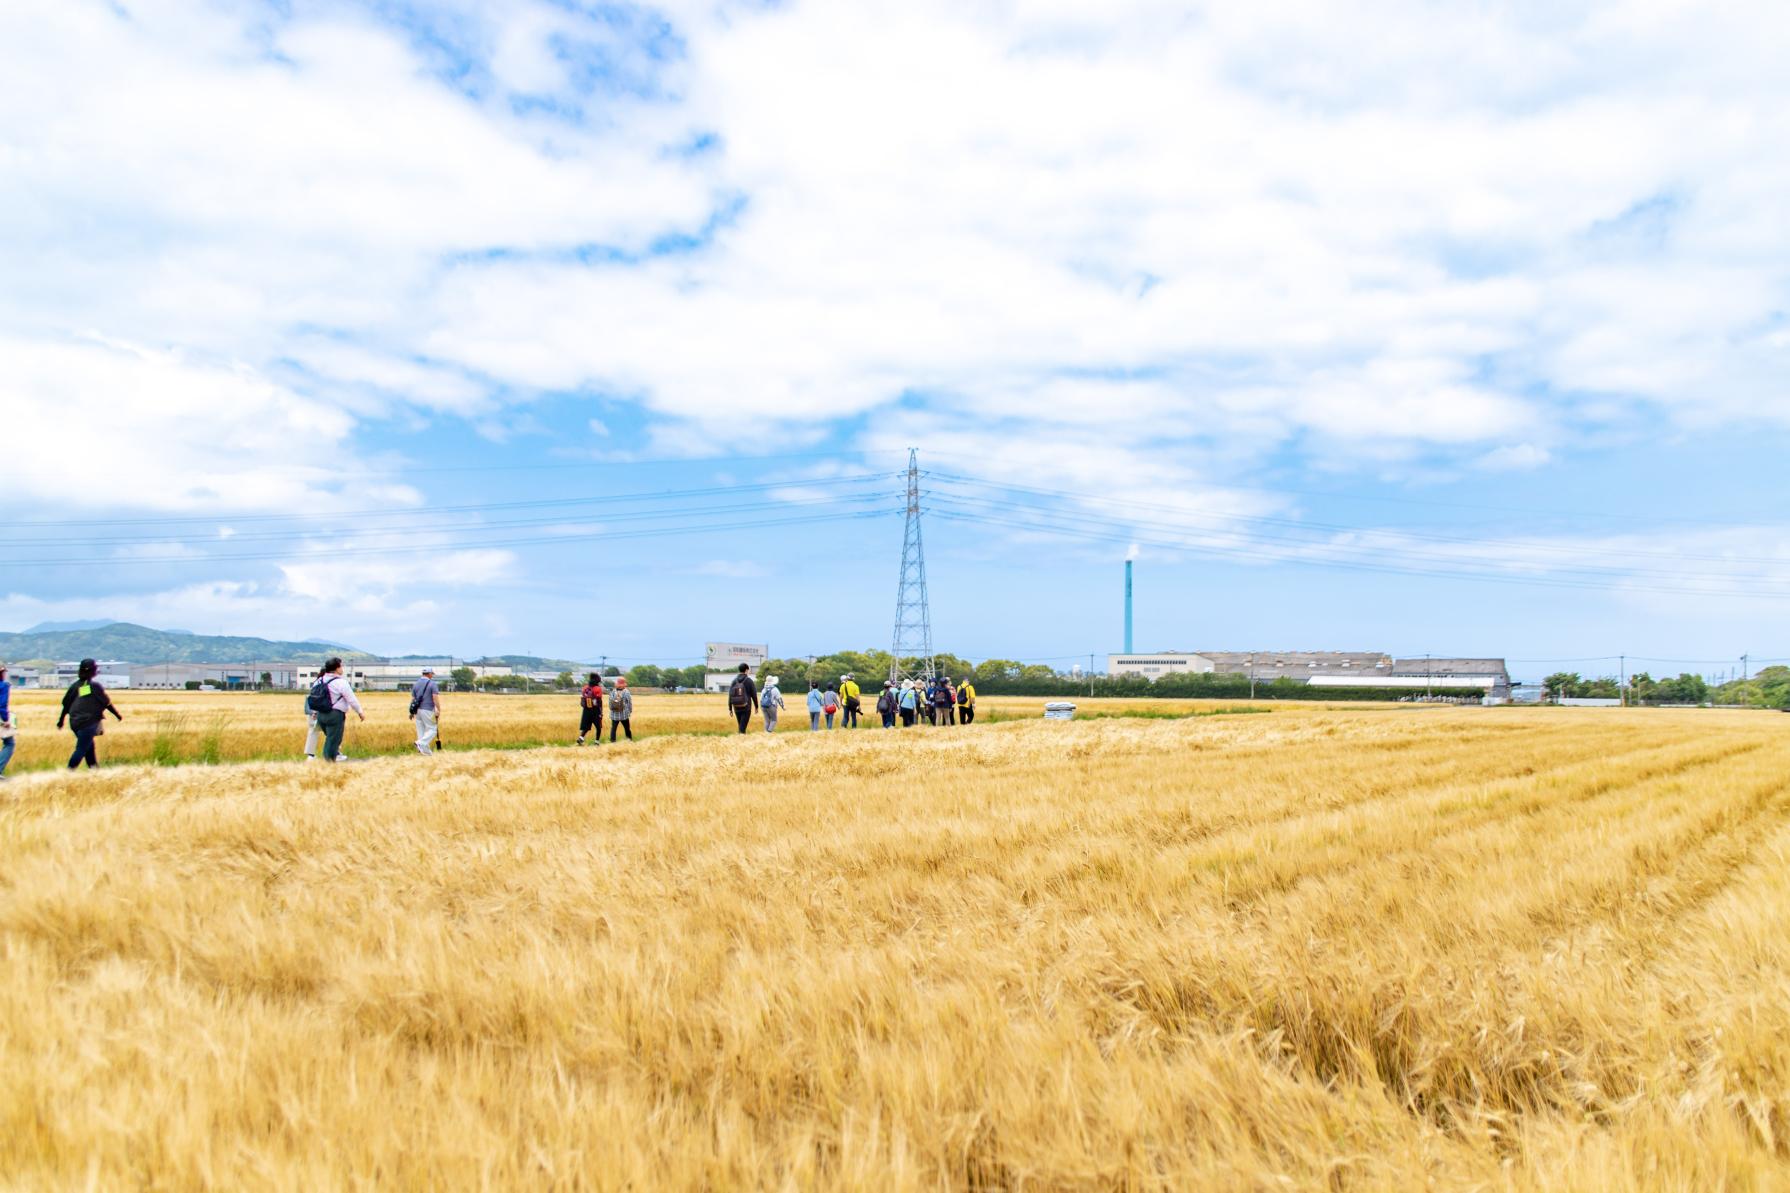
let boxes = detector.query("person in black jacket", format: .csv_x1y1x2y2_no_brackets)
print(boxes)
727,662,757,734
57,658,122,769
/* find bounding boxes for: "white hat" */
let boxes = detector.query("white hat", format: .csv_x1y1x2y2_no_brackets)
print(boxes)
765,675,779,686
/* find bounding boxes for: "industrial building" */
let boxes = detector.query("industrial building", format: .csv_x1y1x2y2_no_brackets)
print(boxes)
1107,651,1510,699
703,642,768,692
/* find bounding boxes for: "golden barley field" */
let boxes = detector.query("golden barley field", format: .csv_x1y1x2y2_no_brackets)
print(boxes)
0,689,1242,771
3,702,1788,1190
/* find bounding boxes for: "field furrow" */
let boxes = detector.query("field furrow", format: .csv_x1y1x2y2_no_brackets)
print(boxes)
3,700,1787,1190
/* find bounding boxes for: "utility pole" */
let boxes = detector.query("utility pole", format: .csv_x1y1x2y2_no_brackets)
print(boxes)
889,449,935,685
1426,652,1432,700
1089,653,1095,698
1249,653,1256,700
1620,654,1626,706
1743,653,1749,681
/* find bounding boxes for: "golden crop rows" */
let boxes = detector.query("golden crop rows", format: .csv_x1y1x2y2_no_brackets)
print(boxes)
0,689,1172,770
2,702,1786,1189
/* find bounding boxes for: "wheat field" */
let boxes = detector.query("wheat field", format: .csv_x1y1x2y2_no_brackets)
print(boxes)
0,689,1251,772
3,703,1787,1189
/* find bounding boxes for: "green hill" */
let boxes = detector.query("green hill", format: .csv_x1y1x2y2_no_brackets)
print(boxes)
0,623,375,665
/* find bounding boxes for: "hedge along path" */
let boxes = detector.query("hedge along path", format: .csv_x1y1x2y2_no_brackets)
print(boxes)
3,707,1790,1189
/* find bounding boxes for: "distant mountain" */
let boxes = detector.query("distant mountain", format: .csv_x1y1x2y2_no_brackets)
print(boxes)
0,623,378,665
473,654,593,673
23,618,119,633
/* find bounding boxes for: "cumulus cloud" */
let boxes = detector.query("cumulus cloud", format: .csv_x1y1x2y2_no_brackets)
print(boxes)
5,0,1790,596
0,335,377,511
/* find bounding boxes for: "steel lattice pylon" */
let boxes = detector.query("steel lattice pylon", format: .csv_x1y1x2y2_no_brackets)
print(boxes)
889,449,935,684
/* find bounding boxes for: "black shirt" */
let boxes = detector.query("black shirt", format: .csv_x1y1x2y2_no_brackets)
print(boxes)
60,680,119,730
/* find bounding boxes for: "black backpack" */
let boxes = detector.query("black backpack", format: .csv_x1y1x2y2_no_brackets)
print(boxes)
729,675,750,708
306,677,333,715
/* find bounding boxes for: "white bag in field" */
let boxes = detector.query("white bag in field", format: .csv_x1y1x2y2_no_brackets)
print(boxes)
1043,702,1077,721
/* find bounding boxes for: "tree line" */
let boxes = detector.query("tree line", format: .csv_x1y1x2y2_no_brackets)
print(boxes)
1541,666,1790,707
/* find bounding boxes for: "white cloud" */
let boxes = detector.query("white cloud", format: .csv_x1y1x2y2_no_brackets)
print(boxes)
0,335,376,511
4,0,1790,573
382,0,1790,471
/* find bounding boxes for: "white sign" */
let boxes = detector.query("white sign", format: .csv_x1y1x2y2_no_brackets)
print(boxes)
706,642,768,670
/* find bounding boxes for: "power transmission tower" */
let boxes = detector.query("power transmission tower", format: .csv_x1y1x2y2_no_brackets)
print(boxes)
889,449,935,685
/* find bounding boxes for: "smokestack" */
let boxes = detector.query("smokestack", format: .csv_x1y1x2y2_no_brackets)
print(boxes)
1124,560,1133,653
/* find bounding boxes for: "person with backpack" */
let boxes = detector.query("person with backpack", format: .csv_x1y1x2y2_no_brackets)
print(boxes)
759,674,785,733
875,680,897,729
0,662,15,780
409,667,441,755
958,677,977,724
56,658,122,769
608,678,634,741
307,657,363,764
806,679,825,731
936,677,957,726
839,673,861,729
576,672,605,746
898,679,919,727
727,663,757,734
922,677,938,725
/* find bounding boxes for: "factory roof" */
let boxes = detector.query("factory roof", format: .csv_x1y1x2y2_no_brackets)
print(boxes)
1195,651,1392,669
1389,658,1509,676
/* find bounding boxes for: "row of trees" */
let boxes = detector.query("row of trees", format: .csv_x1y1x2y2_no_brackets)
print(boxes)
1540,670,1749,705
698,650,1435,702
434,650,1463,702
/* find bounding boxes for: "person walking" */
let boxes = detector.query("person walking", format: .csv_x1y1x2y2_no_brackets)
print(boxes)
932,677,954,726
0,662,15,780
307,657,363,764
958,676,977,725
409,667,441,755
608,677,634,741
822,682,842,730
876,680,897,729
576,672,605,746
760,674,784,733
727,663,757,734
807,680,824,731
56,658,122,769
839,673,861,729
898,679,919,727
304,684,346,762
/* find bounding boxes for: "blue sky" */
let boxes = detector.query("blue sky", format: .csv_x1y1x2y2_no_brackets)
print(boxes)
3,0,1790,682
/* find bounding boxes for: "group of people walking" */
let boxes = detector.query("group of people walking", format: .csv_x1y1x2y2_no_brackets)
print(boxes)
877,674,975,728
730,663,976,733
0,657,983,776
0,658,128,775
575,672,634,744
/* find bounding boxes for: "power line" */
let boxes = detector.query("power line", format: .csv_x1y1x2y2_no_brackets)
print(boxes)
927,490,1734,587
912,449,1765,530
0,491,896,551
927,494,1790,596
2,473,901,530
929,473,1790,569
928,506,1790,600
0,509,896,568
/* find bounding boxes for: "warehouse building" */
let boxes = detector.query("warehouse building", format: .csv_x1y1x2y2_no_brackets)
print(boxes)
1108,650,1510,700
1104,652,1214,679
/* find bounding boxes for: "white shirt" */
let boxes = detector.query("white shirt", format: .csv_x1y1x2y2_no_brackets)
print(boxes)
325,673,363,715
